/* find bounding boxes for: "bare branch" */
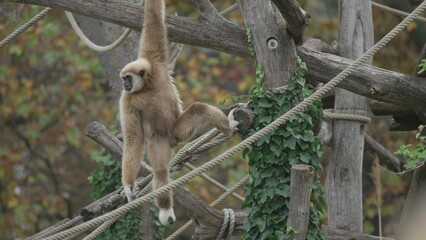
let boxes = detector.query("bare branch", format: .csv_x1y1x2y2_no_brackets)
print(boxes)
271,0,310,44
192,0,218,20
365,134,403,173
1,0,249,57
4,1,426,110
174,187,246,239
299,47,426,111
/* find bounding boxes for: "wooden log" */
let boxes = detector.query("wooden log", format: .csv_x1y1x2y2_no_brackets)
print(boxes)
4,0,426,109
389,119,422,131
322,225,393,240
2,0,248,57
327,0,373,233
84,121,123,159
271,0,310,45
173,187,246,239
364,135,403,173
370,100,415,116
298,47,426,111
239,0,297,89
303,38,336,54
287,164,314,239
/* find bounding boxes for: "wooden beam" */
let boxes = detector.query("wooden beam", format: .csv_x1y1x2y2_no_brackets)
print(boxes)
2,0,249,57
364,134,403,173
3,0,426,109
271,0,310,44
298,47,426,111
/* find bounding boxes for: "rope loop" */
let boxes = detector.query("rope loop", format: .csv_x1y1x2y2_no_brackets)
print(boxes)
216,208,235,240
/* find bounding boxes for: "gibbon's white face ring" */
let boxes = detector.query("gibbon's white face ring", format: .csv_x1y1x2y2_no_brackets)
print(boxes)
122,72,144,93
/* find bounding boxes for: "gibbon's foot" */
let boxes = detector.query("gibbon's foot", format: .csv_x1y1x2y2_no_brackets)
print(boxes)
124,185,134,202
228,108,239,132
159,207,176,225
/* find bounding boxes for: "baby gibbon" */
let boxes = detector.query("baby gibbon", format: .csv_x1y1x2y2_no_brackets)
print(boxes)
119,0,239,225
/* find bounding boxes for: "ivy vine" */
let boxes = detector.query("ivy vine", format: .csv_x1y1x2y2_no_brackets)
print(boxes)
242,31,325,239
394,125,426,171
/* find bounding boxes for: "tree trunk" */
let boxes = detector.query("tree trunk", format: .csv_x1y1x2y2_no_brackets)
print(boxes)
326,0,373,233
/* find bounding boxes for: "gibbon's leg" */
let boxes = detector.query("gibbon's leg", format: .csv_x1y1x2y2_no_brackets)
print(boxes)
147,134,176,225
121,106,145,202
173,102,239,142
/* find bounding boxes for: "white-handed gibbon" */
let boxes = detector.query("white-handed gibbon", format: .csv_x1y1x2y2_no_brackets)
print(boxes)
119,0,239,225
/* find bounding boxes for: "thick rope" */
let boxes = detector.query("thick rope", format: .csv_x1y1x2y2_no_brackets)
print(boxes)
67,0,238,52
372,1,426,23
323,111,371,123
216,208,235,240
0,7,52,49
166,175,249,240
79,129,220,240
31,216,83,240
65,12,132,52
44,2,426,239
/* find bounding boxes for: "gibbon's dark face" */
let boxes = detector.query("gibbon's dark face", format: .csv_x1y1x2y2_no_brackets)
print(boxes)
120,58,152,93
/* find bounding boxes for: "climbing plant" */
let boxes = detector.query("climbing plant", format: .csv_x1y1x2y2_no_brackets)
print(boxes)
242,54,325,239
418,59,426,75
394,125,426,171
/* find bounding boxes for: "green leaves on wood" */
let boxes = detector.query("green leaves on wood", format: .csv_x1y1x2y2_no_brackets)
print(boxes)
243,56,325,240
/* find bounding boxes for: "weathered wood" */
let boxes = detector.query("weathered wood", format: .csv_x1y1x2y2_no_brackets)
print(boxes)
174,187,246,239
239,0,297,88
322,225,393,240
303,38,336,54
327,0,374,233
271,0,310,45
364,135,403,173
3,0,248,57
84,121,123,160
298,47,426,111
287,164,314,240
389,119,422,131
5,0,426,109
370,100,415,116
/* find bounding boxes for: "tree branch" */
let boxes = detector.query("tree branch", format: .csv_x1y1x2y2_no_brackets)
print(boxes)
365,134,403,173
4,1,426,109
271,0,310,44
2,0,249,57
192,0,219,20
299,47,426,111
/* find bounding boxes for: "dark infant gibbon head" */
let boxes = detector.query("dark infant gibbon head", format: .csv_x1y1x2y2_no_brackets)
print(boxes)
119,58,152,93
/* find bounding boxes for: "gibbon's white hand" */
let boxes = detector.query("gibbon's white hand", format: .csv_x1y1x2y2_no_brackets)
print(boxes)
124,186,134,203
228,108,240,132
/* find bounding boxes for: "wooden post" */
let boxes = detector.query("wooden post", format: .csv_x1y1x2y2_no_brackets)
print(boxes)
287,164,314,239
238,0,297,88
326,0,373,233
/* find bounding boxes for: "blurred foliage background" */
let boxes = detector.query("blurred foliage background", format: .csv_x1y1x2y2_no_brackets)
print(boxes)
0,0,425,239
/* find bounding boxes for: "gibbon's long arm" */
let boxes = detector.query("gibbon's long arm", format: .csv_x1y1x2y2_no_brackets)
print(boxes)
139,0,168,63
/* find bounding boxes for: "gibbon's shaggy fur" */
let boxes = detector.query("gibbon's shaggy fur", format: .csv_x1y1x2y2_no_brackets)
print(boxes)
119,0,239,225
